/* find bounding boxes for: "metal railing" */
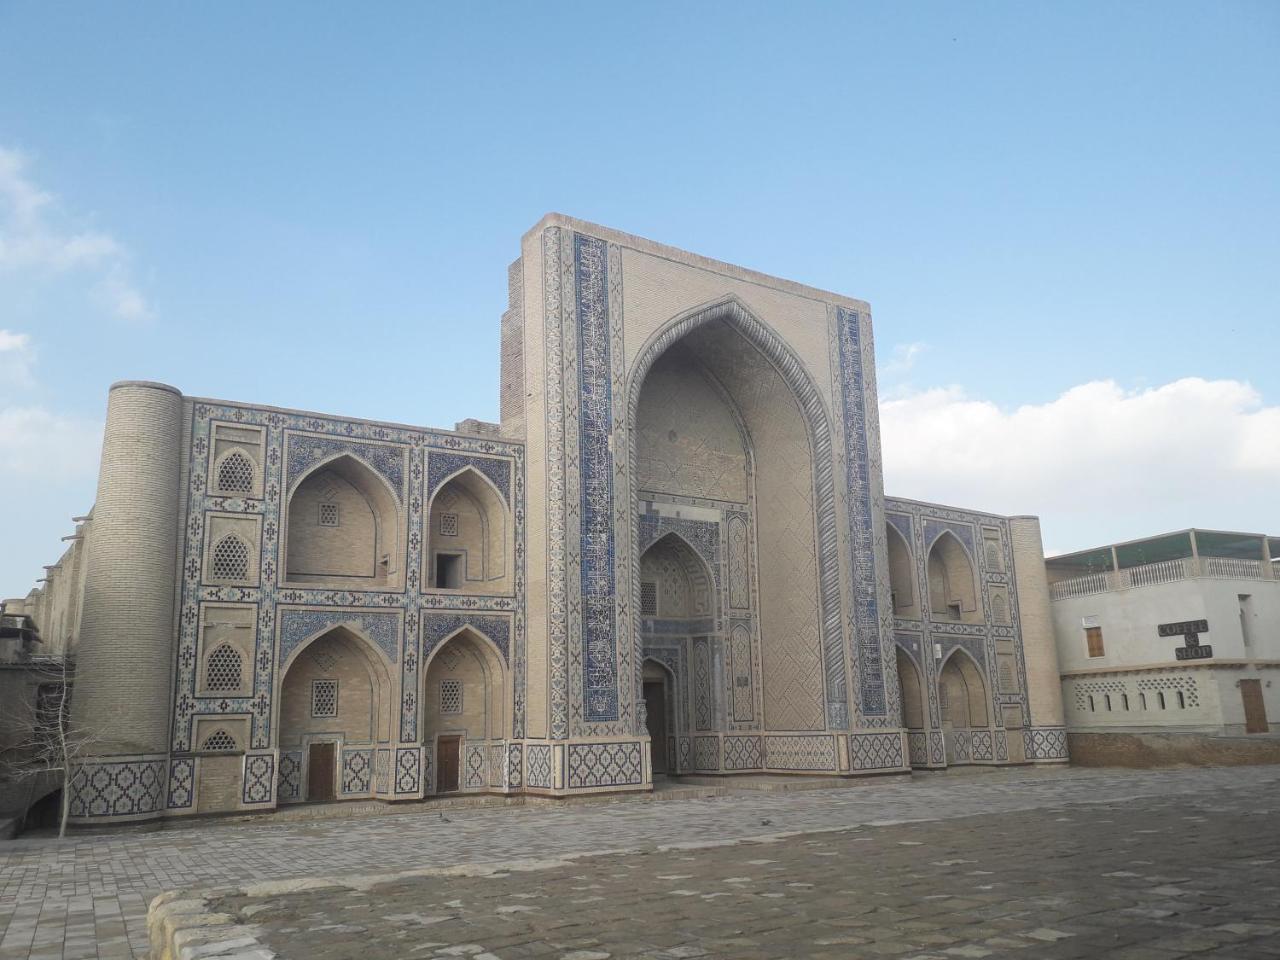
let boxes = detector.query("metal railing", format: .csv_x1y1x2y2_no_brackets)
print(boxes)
1203,557,1262,579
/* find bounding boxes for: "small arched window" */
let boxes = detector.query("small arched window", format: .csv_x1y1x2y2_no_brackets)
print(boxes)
201,728,237,752
1088,695,1095,712
1176,691,1186,709
991,593,1007,623
205,643,243,692
216,451,255,495
211,535,250,581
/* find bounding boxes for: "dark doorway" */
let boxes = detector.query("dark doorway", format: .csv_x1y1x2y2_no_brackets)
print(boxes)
1242,679,1269,734
437,735,462,791
644,680,668,774
307,741,336,802
434,553,463,589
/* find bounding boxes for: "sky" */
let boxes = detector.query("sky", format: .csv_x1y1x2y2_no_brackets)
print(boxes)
1,2,1277,598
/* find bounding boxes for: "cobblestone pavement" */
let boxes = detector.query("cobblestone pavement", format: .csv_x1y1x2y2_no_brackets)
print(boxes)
218,785,1280,960
2,764,1278,959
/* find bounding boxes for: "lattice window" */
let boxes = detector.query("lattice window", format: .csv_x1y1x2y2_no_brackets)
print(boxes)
640,581,658,617
211,535,250,581
991,593,1008,623
311,679,338,718
440,679,463,715
984,540,1001,570
201,728,237,752
205,643,243,692
318,502,339,527
439,512,459,537
216,451,255,494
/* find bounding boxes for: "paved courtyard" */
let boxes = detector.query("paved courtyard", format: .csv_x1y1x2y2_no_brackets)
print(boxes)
2,764,1278,959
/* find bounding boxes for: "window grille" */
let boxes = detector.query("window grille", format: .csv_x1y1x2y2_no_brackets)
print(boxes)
991,594,1007,622
440,679,463,714
216,452,254,494
205,643,243,692
211,535,250,581
440,512,459,537
640,581,658,617
985,541,1001,569
311,679,338,718
201,728,237,752
318,502,339,527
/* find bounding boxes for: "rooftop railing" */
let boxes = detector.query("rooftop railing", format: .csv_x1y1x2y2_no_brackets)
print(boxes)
1049,555,1274,601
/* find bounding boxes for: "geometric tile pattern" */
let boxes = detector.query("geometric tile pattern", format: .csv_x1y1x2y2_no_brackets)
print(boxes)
970,730,994,762
848,731,904,771
506,743,523,788
242,753,274,805
374,749,391,794
395,746,421,795
341,748,372,795
763,735,838,772
277,750,302,803
167,757,195,809
278,609,401,668
567,741,643,788
426,452,512,505
1024,726,1069,761
526,744,552,789
723,735,763,770
465,744,487,789
284,434,406,504
68,758,166,819
694,736,720,771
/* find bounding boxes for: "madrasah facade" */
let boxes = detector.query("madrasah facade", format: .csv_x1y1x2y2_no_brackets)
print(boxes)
13,215,1069,825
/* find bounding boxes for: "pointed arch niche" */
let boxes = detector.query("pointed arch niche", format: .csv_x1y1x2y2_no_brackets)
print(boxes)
938,649,990,765
887,523,918,618
421,627,507,793
425,467,512,595
277,625,395,802
629,298,842,734
283,454,403,590
926,532,979,623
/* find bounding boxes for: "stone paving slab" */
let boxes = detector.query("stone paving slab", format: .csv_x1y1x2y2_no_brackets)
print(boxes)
2,765,1278,959
214,793,1280,960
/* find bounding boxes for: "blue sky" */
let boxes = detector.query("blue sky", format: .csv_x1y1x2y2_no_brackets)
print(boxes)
1,2,1277,598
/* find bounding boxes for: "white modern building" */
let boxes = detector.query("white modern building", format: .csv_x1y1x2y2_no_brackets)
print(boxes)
1048,529,1279,736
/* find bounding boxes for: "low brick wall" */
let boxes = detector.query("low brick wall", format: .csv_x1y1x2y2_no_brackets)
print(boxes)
1068,732,1280,768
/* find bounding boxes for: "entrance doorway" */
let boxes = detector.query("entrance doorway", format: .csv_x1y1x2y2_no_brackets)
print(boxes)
1241,679,1269,734
307,742,336,801
644,680,668,774
437,736,462,792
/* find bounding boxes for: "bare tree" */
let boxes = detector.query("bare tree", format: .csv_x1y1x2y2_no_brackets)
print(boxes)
0,655,104,837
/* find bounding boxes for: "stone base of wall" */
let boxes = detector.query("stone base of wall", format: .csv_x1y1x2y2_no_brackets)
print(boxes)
1068,731,1280,768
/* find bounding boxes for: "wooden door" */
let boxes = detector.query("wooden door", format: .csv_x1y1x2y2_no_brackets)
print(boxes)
307,742,336,802
644,681,668,774
437,736,461,792
1241,679,1269,734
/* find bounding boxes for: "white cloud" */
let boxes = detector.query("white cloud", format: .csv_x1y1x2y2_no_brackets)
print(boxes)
880,377,1280,553
0,146,151,322
878,341,928,379
0,406,102,477
0,328,35,389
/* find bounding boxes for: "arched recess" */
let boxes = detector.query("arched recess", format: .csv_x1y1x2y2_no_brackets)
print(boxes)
642,658,678,775
628,296,845,734
284,454,402,589
938,648,989,765
927,532,979,623
277,625,395,802
421,627,507,793
425,467,511,594
887,524,917,618
896,647,925,731
639,532,714,620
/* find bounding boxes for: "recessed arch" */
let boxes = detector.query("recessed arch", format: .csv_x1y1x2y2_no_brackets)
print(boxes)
895,647,925,731
425,465,511,593
886,523,916,617
627,295,846,734
421,626,508,792
214,449,256,496
277,623,395,801
639,532,715,620
938,647,989,731
283,453,402,589
927,531,978,622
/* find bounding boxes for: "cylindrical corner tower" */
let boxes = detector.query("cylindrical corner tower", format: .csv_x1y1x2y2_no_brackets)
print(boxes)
1008,515,1069,762
70,381,184,821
